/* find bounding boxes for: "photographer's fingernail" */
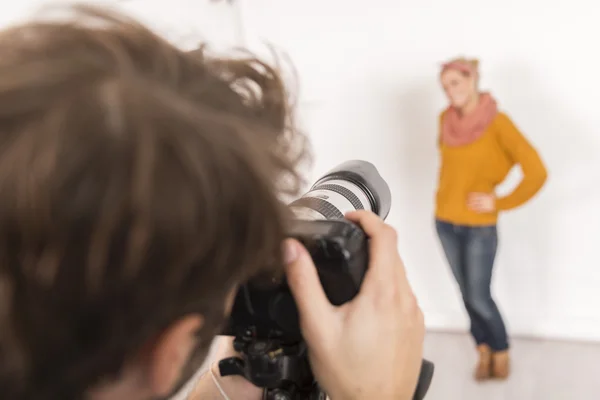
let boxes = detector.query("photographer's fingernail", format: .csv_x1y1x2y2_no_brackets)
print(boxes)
283,239,299,264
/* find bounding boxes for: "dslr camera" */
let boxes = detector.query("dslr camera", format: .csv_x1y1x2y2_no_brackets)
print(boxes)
220,160,434,400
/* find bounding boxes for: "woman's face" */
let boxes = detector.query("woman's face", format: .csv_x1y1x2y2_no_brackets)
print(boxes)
441,69,476,109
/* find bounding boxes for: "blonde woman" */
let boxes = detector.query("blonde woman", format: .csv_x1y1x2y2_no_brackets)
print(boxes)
435,58,547,381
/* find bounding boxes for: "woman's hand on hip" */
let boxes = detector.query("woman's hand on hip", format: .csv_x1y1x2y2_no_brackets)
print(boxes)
467,192,496,213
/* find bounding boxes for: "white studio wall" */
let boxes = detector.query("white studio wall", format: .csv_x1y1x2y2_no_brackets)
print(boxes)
113,0,242,51
238,0,600,342
0,1,241,52
1,0,598,343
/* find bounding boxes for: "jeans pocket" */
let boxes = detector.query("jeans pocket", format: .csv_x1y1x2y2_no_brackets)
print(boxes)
473,225,497,238
469,226,498,254
465,228,499,288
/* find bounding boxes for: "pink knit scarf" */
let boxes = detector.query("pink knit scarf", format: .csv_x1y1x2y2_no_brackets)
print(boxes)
441,92,499,147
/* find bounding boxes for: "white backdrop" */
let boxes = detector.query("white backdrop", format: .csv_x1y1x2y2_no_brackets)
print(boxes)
3,1,599,343
237,0,600,342
0,0,241,51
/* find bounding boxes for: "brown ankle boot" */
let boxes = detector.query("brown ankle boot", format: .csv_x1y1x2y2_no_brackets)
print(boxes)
491,350,510,379
474,344,492,381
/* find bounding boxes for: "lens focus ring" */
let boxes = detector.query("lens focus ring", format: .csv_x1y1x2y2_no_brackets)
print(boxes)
290,197,344,219
313,183,365,211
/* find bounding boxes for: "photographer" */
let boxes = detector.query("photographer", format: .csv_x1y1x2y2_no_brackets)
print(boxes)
0,5,425,400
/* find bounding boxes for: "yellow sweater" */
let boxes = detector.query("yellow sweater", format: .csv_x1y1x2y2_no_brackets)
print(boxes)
436,111,547,226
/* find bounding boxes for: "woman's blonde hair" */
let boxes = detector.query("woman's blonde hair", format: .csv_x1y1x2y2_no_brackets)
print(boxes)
443,56,479,71
458,57,479,69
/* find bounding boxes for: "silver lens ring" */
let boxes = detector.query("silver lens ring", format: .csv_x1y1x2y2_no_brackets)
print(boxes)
290,179,373,220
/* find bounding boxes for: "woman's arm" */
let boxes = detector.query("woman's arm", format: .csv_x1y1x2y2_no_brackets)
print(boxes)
494,113,548,211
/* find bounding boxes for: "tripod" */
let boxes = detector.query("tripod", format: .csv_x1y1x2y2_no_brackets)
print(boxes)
219,336,435,400
219,337,324,400
262,385,326,400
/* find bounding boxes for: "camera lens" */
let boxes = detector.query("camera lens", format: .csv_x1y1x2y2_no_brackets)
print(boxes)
289,160,391,221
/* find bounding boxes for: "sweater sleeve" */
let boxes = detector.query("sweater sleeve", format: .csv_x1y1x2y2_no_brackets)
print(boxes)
494,113,548,211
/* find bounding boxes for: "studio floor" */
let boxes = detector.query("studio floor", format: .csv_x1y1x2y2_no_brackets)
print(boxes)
176,331,600,400
422,332,600,400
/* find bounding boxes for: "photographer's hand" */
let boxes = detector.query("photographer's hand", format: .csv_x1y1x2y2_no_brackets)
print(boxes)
285,210,425,400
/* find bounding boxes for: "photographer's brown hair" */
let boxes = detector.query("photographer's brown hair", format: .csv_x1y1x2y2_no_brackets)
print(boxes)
0,4,309,399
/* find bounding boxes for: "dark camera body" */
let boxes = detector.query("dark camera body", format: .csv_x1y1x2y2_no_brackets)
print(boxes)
222,219,368,343
219,219,369,398
218,160,433,400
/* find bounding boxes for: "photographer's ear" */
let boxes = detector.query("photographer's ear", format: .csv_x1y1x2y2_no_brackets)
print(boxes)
147,315,204,397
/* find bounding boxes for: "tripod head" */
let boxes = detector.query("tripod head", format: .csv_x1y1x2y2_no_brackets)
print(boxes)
218,332,325,400
218,330,434,400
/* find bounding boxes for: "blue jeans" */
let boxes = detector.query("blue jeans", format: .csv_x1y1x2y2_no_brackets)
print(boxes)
435,219,509,351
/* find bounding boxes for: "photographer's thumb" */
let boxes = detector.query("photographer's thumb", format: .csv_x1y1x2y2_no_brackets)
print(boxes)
284,239,335,342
